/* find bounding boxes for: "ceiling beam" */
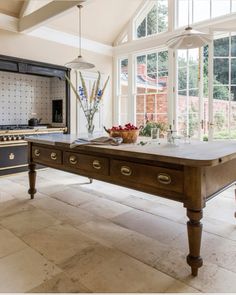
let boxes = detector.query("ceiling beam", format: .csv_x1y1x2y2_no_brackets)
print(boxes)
19,0,36,18
0,13,18,32
18,0,84,33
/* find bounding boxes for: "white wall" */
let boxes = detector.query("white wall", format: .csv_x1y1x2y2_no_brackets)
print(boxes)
0,29,113,134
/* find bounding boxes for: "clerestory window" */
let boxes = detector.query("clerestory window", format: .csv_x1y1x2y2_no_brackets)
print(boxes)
176,0,236,28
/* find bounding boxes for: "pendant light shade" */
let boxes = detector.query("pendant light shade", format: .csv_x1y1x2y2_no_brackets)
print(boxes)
166,27,212,49
65,5,95,70
65,56,95,70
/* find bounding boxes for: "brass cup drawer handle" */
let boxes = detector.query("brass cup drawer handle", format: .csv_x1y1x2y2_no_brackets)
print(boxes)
93,160,101,170
157,173,172,185
50,152,57,161
69,155,78,165
34,149,40,157
121,166,132,176
9,153,15,160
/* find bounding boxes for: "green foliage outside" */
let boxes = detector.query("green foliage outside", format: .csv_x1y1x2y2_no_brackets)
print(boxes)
135,3,236,140
137,1,167,38
139,121,167,137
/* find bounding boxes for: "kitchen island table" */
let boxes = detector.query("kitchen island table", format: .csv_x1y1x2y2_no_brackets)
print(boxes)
26,134,236,276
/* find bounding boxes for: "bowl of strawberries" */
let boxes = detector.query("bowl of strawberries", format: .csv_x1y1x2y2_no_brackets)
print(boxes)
105,123,139,143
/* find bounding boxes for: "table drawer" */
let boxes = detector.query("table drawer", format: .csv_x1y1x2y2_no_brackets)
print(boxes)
64,152,109,176
110,160,183,193
32,146,62,165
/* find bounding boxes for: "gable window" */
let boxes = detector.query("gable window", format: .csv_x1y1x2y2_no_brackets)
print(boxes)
135,0,168,39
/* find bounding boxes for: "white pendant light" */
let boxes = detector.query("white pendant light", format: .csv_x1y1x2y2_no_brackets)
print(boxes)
166,26,212,49
166,1,212,49
65,5,95,70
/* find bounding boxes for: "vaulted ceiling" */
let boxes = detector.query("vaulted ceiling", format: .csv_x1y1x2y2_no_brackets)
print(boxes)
0,0,143,45
47,0,143,45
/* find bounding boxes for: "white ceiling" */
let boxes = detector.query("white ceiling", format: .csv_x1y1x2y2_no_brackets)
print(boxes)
0,0,143,46
47,0,143,45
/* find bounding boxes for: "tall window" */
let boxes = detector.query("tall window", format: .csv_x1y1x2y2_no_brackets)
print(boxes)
177,49,201,138
177,0,236,28
135,0,168,39
135,50,168,126
119,58,129,125
213,33,236,139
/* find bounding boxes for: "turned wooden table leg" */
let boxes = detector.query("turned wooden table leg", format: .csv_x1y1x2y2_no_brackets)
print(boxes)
186,209,203,276
28,163,37,199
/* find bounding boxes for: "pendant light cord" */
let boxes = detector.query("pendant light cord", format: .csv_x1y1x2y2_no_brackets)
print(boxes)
187,0,192,30
78,5,82,58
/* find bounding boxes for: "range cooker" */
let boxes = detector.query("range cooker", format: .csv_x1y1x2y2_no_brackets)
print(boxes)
0,125,47,142
0,125,67,175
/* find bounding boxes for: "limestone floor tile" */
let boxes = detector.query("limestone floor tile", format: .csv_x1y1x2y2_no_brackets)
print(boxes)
79,198,132,219
204,197,235,224
112,209,186,245
71,184,131,203
220,185,235,198
163,280,200,293
151,239,236,293
119,195,159,211
0,199,34,219
173,224,236,273
78,248,177,293
229,227,236,240
200,232,236,273
201,215,235,239
119,195,185,222
61,244,120,275
0,191,14,202
38,168,88,185
28,272,91,293
115,229,172,267
0,179,29,198
72,180,135,199
148,201,185,222
16,190,49,200
0,207,61,237
61,243,177,293
22,223,98,265
8,173,44,188
51,187,98,206
77,219,133,247
0,247,61,293
31,196,94,226
37,182,68,195
0,227,27,259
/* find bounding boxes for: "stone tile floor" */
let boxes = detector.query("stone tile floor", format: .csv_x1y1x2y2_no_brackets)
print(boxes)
0,168,235,293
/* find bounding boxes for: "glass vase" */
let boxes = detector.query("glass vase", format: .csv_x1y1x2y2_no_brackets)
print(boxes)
86,122,95,139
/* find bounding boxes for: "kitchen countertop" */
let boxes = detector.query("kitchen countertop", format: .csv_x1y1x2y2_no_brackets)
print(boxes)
26,133,236,167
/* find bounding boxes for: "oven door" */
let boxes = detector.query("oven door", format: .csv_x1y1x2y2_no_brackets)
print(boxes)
0,144,28,171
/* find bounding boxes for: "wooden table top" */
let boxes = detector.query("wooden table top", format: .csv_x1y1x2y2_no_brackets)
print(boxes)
26,134,236,167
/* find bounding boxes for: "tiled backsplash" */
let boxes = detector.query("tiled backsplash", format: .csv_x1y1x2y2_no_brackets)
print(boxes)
0,72,66,126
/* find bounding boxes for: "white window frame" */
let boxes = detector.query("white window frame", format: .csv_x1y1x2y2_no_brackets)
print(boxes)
175,0,236,29
113,0,236,139
208,30,236,140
